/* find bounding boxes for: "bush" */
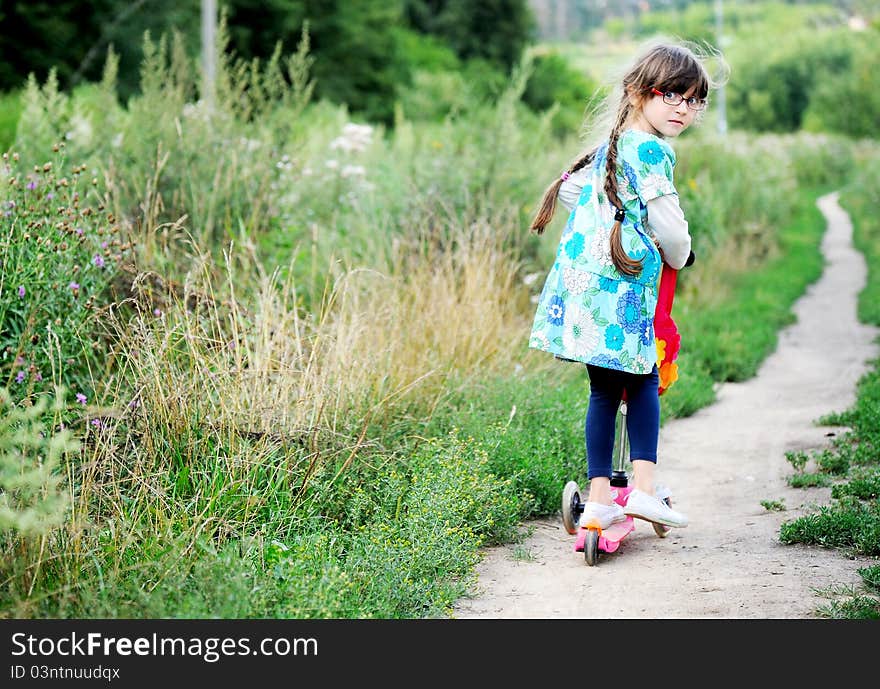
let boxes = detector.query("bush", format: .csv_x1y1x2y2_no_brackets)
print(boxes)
522,49,598,138
728,28,874,134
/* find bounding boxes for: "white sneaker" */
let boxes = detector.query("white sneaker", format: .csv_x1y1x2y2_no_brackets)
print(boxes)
579,501,626,530
624,489,688,527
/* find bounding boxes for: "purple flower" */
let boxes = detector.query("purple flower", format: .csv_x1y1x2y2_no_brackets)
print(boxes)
93,254,105,268
91,418,102,429
76,393,87,405
15,370,26,383
76,227,84,236
46,193,54,200
69,282,80,291
35,372,42,382
101,241,108,249
26,180,36,190
153,308,162,317
18,285,25,298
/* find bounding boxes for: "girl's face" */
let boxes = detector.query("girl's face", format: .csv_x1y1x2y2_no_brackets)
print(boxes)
630,85,699,138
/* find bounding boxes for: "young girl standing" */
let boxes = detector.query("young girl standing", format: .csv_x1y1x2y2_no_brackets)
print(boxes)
529,43,713,531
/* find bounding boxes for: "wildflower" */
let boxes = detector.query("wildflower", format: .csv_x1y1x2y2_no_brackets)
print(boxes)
15,370,26,383
341,164,366,179
26,180,36,190
76,393,87,405
330,123,373,153
93,254,105,268
91,418,102,428
153,308,162,317
18,285,25,298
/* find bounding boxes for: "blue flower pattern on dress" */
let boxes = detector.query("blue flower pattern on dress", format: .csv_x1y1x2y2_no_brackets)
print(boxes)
616,289,642,333
547,295,566,326
564,233,585,260
605,324,625,351
528,130,678,374
638,140,665,165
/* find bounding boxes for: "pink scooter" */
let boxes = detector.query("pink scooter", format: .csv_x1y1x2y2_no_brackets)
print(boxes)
561,401,673,566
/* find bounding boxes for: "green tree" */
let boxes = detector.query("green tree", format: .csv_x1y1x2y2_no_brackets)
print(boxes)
224,0,405,123
403,0,533,70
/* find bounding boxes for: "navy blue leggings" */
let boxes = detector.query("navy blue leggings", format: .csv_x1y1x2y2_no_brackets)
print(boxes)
585,364,659,479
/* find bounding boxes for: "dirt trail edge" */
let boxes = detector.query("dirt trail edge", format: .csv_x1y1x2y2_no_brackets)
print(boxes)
454,192,879,619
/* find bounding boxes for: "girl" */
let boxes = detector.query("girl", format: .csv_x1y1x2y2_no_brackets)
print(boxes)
529,43,713,531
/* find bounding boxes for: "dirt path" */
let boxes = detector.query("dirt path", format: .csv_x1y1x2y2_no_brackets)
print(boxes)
454,193,879,619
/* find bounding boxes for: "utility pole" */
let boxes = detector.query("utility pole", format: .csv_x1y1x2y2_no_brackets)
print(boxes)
201,0,217,108
715,0,728,135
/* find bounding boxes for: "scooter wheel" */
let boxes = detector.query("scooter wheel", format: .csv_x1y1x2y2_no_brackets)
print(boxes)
584,529,600,566
653,497,673,538
561,481,581,535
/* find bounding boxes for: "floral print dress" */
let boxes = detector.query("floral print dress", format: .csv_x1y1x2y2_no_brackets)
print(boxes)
528,129,678,375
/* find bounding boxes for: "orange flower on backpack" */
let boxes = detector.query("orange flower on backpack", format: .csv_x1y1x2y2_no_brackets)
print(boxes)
659,359,679,392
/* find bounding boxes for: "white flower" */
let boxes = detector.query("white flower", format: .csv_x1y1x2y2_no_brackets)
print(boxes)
65,113,93,145
530,332,551,349
590,230,613,266
562,305,599,357
522,272,542,287
341,164,366,178
641,173,674,198
240,137,262,152
562,267,591,295
634,354,653,373
330,122,374,153
325,159,339,170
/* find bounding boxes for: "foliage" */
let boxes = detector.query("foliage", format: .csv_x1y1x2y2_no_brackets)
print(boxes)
403,0,533,70
0,91,21,152
0,141,132,409
0,0,201,98
521,48,598,138
0,386,75,535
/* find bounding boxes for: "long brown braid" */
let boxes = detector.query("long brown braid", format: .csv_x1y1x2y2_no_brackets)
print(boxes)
604,95,643,277
529,149,596,235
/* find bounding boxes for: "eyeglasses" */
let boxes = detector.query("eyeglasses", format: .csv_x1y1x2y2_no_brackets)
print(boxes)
650,88,708,111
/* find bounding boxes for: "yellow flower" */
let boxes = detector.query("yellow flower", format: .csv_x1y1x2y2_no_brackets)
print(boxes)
688,177,698,191
655,337,667,364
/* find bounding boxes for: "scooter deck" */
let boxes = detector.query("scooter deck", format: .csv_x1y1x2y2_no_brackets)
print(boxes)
574,517,635,553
